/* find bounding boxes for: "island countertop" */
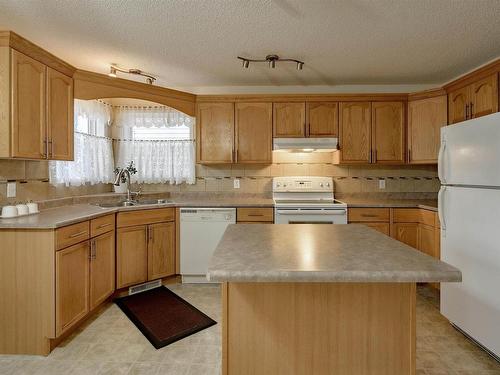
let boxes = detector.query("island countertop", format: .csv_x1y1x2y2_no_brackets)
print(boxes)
207,224,461,283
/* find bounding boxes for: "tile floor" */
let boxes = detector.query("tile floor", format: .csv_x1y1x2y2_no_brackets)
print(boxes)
0,284,498,375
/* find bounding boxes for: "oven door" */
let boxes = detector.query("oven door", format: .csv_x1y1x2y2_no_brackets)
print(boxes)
274,207,347,224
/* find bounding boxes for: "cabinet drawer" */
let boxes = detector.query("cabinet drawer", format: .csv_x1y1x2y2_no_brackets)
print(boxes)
348,208,390,222
420,209,436,226
90,214,115,237
117,208,175,228
392,208,420,223
56,221,90,250
237,207,274,222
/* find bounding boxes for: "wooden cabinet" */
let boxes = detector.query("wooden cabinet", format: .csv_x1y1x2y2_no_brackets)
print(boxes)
235,102,272,163
116,208,176,289
89,231,115,309
348,208,390,236
0,46,74,160
306,102,338,137
418,224,435,258
237,207,274,223
11,49,46,159
393,223,419,248
371,101,405,164
408,95,447,164
55,241,90,336
273,102,306,137
363,222,390,235
47,67,74,160
147,222,176,280
116,225,148,288
448,73,498,124
339,102,371,163
196,102,234,163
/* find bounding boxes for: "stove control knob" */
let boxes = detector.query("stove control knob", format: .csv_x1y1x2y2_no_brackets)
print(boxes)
283,183,287,187
326,182,330,187
319,183,324,187
276,182,281,187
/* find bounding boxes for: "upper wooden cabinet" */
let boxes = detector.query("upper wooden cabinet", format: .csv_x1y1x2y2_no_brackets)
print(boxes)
0,47,74,160
306,102,338,137
235,102,272,163
448,73,498,124
273,102,306,137
407,95,447,164
339,102,371,163
196,102,234,164
371,101,404,164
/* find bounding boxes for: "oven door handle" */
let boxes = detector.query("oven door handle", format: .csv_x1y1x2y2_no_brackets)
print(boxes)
276,209,347,215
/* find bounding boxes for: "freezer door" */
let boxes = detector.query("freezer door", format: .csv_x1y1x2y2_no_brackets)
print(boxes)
439,112,500,187
440,186,500,357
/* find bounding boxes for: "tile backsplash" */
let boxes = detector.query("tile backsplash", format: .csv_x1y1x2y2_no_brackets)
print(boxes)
0,152,439,205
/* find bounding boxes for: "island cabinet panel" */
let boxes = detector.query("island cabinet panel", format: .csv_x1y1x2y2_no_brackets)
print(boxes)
407,95,447,164
89,231,115,310
55,241,90,336
116,225,148,288
223,282,415,375
147,222,176,280
306,102,338,137
196,102,235,163
371,101,405,164
47,67,74,161
273,102,306,138
235,102,272,163
11,49,47,159
339,102,371,163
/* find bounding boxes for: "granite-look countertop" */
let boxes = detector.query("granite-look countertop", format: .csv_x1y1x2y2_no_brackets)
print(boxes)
207,224,460,283
341,198,438,212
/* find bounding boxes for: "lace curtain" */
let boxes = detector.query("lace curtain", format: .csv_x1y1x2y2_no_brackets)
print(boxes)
113,105,195,184
49,100,115,187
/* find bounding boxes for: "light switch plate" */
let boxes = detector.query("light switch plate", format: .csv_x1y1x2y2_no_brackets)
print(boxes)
7,181,16,198
378,179,386,190
233,179,240,189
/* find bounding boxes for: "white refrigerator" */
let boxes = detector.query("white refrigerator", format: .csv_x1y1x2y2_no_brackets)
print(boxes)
439,112,500,359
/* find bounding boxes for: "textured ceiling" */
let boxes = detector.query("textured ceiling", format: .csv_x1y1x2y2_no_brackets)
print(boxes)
0,0,499,92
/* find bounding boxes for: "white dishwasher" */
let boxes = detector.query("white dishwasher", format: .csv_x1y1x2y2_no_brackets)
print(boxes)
180,207,236,283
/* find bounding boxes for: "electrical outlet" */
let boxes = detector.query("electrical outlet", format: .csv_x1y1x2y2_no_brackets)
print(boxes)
378,179,386,190
6,181,16,198
233,179,240,189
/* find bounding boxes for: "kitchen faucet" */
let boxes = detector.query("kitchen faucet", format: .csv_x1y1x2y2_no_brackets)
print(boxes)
113,167,141,205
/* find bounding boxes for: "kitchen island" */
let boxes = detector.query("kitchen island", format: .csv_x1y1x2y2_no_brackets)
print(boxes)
208,224,461,375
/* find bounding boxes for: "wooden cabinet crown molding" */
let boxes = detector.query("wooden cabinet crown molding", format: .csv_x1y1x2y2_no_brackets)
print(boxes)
73,70,196,117
0,31,76,77
408,88,447,101
443,58,500,93
196,93,409,103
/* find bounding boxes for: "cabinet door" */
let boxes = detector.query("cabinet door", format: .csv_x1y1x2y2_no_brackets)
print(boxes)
448,86,469,124
371,101,404,164
90,231,115,309
235,102,272,163
393,223,418,248
306,102,338,137
339,102,371,163
56,241,89,336
116,225,148,288
471,73,498,119
147,222,175,280
11,49,46,159
408,95,447,164
363,222,390,236
47,67,74,160
196,102,234,163
273,102,306,137
418,224,435,258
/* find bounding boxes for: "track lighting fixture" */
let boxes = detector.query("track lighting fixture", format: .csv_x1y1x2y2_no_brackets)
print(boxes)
108,65,157,85
237,55,304,70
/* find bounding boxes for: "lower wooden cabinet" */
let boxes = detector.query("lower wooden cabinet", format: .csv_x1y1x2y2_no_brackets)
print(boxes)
363,222,390,235
116,208,176,289
393,222,419,248
55,241,90,336
236,207,274,223
90,231,115,309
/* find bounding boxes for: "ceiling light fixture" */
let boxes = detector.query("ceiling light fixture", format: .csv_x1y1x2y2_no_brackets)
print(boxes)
237,55,304,70
108,64,157,85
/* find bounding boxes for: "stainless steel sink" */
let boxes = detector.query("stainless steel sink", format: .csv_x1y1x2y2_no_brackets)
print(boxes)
94,199,173,208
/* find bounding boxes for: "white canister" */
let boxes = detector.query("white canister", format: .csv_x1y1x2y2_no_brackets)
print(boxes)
1,205,18,218
16,203,29,216
27,202,39,214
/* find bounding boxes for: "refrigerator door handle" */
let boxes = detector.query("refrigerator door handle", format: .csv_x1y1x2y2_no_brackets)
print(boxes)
438,139,446,183
438,186,446,232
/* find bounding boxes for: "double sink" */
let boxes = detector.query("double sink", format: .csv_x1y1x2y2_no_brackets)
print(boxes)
94,198,173,208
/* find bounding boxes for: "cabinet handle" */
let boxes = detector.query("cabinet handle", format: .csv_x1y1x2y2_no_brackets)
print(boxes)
361,214,378,218
97,223,112,229
92,240,97,260
465,104,469,120
43,138,48,158
470,102,474,118
408,149,411,163
148,226,153,242
69,230,87,238
247,214,264,217
373,150,377,163
369,150,372,163
48,140,53,158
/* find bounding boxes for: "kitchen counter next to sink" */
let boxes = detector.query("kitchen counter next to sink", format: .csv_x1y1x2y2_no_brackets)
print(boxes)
341,198,438,211
208,224,460,283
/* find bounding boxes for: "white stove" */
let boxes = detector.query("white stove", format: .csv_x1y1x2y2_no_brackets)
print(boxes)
273,176,347,224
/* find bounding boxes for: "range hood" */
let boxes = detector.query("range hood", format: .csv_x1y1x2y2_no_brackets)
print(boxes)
273,137,338,152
